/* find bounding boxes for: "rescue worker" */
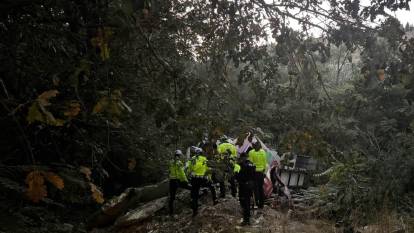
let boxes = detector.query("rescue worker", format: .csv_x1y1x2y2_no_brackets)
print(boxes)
227,154,238,197
214,149,233,198
218,140,238,197
269,160,285,195
218,140,237,158
235,152,256,226
233,160,241,174
168,149,190,215
248,141,267,209
187,147,217,216
201,142,226,198
269,160,293,209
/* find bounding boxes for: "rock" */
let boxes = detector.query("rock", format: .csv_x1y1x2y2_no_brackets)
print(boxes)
59,223,74,233
114,196,168,227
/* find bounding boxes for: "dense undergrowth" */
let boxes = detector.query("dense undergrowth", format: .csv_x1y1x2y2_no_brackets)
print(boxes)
0,0,413,231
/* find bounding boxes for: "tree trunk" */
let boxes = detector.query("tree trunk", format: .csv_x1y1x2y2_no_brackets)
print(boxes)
114,196,168,227
87,179,169,229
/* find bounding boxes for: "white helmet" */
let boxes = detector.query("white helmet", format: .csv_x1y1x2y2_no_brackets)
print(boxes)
194,147,203,154
175,149,183,156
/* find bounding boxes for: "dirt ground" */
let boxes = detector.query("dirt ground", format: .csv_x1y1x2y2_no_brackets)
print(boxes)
99,194,337,233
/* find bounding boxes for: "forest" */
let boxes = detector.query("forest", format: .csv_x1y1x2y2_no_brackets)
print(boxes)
0,0,413,232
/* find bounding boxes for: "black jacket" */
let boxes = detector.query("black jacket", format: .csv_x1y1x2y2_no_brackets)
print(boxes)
236,159,256,184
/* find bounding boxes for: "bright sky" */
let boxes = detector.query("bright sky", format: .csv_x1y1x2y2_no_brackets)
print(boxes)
279,0,414,37
390,1,414,25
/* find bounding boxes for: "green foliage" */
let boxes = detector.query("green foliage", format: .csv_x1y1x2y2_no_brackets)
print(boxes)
0,0,413,227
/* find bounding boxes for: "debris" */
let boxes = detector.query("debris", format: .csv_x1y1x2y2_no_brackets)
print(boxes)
87,179,169,229
114,197,168,227
59,223,74,233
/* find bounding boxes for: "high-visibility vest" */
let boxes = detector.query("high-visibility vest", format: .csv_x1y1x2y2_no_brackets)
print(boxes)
248,149,267,172
233,164,241,173
218,143,237,158
188,155,209,177
169,160,188,182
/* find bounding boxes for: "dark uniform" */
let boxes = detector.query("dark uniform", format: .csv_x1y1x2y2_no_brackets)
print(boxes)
248,148,267,209
217,143,238,198
235,156,256,225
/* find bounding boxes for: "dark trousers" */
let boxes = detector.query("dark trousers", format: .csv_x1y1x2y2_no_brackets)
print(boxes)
218,176,237,198
191,177,217,215
219,181,226,198
253,172,265,208
229,175,237,197
169,179,190,215
239,182,254,222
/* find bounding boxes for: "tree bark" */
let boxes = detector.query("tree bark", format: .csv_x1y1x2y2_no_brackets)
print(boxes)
114,196,168,227
87,179,169,229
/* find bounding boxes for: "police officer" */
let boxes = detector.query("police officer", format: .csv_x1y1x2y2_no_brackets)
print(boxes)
248,141,267,209
202,142,227,198
187,147,217,216
168,149,190,215
227,152,238,197
217,139,237,158
236,152,256,225
218,140,238,197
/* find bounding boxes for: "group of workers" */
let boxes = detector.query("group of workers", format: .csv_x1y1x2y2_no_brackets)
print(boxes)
168,138,270,226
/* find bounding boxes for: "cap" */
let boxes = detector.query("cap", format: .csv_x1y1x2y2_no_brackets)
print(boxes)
175,150,183,156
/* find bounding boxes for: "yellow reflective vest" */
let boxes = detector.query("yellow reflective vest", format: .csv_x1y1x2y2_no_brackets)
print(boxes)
233,164,241,173
248,149,267,172
188,155,209,177
218,143,237,158
169,159,188,182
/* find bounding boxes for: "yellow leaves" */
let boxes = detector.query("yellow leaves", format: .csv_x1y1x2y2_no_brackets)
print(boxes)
128,158,137,171
64,102,81,118
26,88,82,126
25,170,65,203
38,90,59,107
90,182,105,204
79,166,92,181
92,90,122,114
44,172,64,190
92,97,109,114
26,167,105,204
27,103,45,124
25,171,47,203
91,27,113,61
26,90,65,126
92,90,132,124
79,166,105,204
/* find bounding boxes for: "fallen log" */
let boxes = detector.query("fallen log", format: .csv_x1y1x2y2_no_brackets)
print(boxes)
114,196,168,227
87,179,169,229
